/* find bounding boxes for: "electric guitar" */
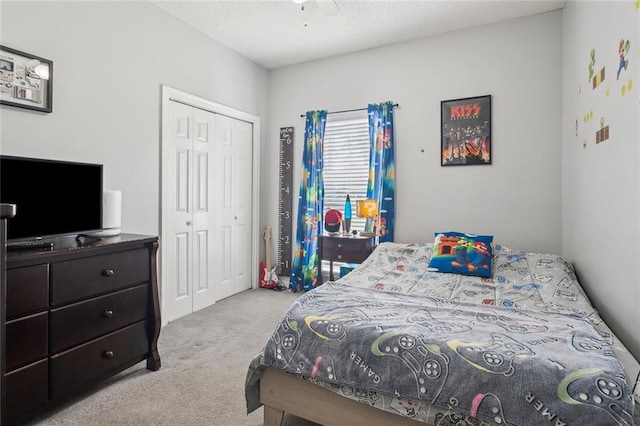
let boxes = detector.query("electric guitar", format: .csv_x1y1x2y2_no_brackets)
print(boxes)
259,226,279,289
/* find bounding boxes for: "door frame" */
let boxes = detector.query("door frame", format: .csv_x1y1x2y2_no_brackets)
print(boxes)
160,85,261,327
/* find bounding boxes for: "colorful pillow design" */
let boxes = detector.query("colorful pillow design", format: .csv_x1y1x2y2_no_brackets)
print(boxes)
428,231,494,277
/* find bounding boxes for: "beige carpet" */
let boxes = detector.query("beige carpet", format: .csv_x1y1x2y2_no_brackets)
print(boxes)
27,288,320,426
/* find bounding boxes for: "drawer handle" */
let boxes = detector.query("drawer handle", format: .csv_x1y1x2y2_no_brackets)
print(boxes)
103,350,114,359
337,254,342,260
102,309,114,319
337,243,343,248
102,269,115,277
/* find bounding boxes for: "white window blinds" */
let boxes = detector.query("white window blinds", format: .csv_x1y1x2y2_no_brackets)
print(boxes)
323,113,369,231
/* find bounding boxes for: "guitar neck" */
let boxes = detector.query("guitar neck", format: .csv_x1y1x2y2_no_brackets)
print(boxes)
264,226,273,269
265,240,272,269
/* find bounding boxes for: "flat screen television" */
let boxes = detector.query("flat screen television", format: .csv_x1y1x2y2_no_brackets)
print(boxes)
0,155,103,242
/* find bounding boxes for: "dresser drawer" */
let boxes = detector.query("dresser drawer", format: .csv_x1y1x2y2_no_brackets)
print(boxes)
5,359,49,422
51,248,149,305
321,237,374,253
6,312,48,371
320,237,375,263
50,320,150,400
7,264,48,319
50,284,149,353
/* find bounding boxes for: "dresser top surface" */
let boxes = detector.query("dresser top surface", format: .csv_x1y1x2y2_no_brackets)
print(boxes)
320,233,376,240
7,233,158,265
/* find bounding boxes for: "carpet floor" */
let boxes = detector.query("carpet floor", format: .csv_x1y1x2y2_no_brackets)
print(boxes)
26,288,320,426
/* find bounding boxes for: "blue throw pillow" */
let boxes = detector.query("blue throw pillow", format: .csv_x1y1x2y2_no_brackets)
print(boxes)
428,231,493,277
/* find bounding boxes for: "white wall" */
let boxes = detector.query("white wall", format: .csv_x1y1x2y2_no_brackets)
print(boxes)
267,11,563,254
562,1,640,360
0,1,268,236
3,1,637,364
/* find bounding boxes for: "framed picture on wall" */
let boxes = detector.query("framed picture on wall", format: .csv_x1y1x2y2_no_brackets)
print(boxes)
0,45,53,113
440,95,491,166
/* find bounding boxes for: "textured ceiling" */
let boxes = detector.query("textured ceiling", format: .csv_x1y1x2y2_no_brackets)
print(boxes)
149,0,565,69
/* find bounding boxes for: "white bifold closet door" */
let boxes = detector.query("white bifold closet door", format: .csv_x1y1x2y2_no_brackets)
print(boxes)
163,100,252,324
213,114,253,301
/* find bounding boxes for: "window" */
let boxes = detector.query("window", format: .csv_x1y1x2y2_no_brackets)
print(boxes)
323,112,370,232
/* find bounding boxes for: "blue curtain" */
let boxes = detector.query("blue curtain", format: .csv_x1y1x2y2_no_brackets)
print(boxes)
367,102,395,242
289,110,327,292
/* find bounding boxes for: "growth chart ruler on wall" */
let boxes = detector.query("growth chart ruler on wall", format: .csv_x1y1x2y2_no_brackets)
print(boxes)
277,126,294,278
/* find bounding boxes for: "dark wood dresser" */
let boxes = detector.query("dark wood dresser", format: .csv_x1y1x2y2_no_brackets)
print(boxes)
1,233,161,425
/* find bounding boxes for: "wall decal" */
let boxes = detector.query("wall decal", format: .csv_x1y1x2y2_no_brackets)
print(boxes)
575,2,638,152
583,110,594,124
593,66,606,89
616,38,633,97
588,48,596,83
621,79,633,96
616,39,630,80
589,47,607,90
595,117,610,144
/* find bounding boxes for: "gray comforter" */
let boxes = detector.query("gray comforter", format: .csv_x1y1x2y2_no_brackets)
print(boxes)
261,281,634,426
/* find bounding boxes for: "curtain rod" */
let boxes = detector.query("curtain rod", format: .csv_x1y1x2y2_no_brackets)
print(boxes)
299,103,399,118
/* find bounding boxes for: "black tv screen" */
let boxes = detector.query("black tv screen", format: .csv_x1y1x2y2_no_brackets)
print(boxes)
0,155,103,241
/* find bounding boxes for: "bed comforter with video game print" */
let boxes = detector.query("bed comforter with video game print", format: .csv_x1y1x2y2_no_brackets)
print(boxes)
246,242,637,426
260,281,633,426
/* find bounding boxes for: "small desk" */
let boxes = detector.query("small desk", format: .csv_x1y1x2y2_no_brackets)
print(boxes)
318,234,376,282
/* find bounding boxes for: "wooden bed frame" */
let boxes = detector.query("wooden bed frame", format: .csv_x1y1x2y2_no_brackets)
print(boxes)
260,367,432,426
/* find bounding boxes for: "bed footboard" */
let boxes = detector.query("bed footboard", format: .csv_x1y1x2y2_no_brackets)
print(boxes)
260,367,429,426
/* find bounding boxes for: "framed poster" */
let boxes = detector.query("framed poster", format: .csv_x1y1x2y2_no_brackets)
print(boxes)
440,95,491,166
0,45,53,113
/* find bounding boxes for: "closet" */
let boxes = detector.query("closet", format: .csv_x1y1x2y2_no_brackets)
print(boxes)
161,87,258,324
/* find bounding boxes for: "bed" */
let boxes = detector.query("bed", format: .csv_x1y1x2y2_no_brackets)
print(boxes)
246,239,640,426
